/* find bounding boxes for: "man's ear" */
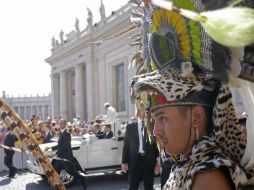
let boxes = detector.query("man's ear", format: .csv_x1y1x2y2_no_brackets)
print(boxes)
191,105,205,128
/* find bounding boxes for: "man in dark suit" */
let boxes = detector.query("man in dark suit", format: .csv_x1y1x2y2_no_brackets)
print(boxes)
4,128,18,177
51,119,87,189
122,106,160,190
103,124,113,139
43,125,53,143
93,123,104,139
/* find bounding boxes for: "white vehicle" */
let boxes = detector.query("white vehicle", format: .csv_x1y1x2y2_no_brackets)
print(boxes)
27,121,126,187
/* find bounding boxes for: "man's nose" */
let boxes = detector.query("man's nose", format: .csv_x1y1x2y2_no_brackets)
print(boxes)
153,121,163,137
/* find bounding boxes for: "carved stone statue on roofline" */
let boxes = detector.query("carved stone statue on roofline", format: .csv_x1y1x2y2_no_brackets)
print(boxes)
59,30,64,44
85,7,93,32
100,0,106,23
75,18,80,34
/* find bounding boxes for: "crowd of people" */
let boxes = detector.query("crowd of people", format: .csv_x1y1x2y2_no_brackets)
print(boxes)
0,103,122,185
0,116,118,147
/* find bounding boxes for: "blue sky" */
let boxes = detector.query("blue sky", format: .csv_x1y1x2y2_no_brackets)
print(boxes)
0,0,127,97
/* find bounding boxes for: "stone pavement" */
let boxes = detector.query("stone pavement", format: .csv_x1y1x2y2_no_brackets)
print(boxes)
0,169,161,190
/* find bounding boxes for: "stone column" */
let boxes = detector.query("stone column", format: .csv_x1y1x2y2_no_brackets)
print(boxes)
37,106,40,117
48,106,51,119
24,106,27,121
17,107,20,118
51,74,55,118
60,70,68,120
86,62,94,121
51,73,60,119
97,56,107,114
66,71,73,121
30,106,32,119
42,106,45,121
20,107,24,120
27,106,30,120
75,64,85,122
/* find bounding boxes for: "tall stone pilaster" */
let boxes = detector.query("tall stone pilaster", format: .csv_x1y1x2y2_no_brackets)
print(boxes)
60,71,68,120
48,106,51,119
66,71,73,121
24,106,27,120
51,73,60,119
37,106,40,117
42,105,45,120
75,64,85,122
86,62,94,121
17,107,20,118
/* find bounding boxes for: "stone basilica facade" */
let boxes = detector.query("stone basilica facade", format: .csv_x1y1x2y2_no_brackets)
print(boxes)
46,2,138,122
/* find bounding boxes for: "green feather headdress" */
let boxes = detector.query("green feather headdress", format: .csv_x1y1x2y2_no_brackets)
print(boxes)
151,0,254,47
148,0,239,83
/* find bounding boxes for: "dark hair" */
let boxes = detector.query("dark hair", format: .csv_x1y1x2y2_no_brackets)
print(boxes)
204,106,214,135
177,105,214,136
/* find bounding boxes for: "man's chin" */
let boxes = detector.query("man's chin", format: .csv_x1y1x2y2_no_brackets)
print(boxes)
165,148,178,156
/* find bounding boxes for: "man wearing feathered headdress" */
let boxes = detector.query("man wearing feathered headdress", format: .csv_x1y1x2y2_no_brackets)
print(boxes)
129,0,254,189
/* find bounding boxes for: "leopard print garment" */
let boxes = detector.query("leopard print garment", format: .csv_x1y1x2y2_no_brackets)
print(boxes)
133,70,253,189
212,84,246,164
163,137,249,190
134,66,206,101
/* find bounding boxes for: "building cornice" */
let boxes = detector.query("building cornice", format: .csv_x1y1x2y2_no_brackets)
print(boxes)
45,3,133,65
